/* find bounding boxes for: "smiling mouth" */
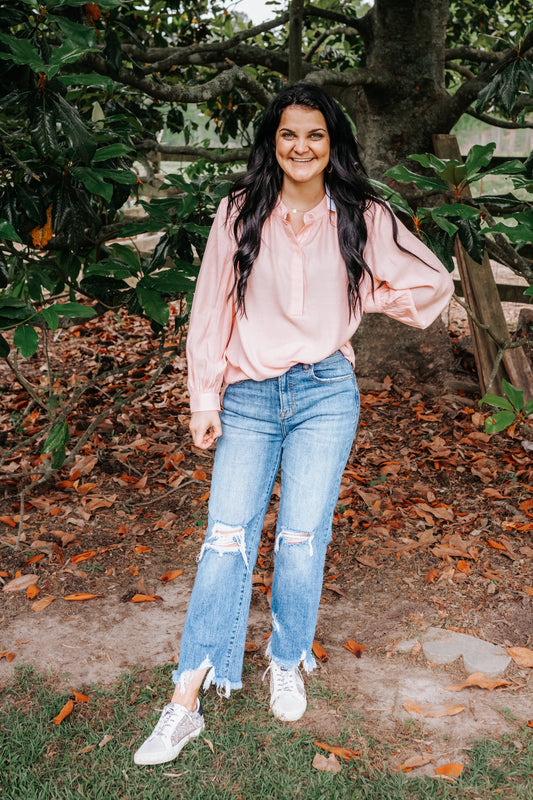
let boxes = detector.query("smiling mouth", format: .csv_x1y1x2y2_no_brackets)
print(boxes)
292,158,314,162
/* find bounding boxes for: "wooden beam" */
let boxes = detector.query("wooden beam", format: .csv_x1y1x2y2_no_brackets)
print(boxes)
433,134,533,400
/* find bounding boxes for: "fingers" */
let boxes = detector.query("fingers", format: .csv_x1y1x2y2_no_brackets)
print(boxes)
189,411,222,449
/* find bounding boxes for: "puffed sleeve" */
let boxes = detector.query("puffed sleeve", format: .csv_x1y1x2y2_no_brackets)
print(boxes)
362,201,454,329
186,198,236,412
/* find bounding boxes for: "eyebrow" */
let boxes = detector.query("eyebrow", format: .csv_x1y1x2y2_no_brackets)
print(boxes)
278,127,327,133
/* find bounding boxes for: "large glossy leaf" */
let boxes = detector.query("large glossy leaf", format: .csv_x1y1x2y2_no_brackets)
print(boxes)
136,285,169,326
13,324,39,358
42,419,70,469
0,33,45,71
92,144,134,162
71,167,113,203
455,218,485,263
0,219,22,242
54,16,97,49
464,143,496,176
0,335,10,359
385,165,449,192
103,29,122,74
50,94,96,162
31,105,60,159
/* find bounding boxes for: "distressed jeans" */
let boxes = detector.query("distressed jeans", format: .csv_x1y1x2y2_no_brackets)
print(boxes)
173,350,360,696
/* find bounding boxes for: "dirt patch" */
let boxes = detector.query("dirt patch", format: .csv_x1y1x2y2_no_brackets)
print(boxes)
1,306,532,771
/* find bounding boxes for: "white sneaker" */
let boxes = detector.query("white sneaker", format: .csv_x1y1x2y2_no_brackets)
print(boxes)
133,701,205,765
264,662,307,722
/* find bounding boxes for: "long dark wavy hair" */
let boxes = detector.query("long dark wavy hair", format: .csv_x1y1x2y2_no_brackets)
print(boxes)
227,83,414,315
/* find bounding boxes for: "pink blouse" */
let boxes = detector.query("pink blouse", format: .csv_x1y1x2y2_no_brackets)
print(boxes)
186,194,454,412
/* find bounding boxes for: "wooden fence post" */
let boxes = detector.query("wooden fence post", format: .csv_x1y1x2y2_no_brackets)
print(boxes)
433,134,533,401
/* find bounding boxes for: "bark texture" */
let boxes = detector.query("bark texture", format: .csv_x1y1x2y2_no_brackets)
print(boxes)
336,0,451,179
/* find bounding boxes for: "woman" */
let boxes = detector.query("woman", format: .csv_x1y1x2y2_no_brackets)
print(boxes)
134,83,454,766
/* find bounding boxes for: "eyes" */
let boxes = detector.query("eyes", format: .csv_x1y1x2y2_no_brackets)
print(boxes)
279,131,326,140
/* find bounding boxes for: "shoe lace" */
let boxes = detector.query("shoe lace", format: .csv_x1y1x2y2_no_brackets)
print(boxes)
263,663,301,695
153,704,189,737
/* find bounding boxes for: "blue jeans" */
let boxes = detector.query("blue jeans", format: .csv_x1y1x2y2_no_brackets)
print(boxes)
173,351,359,696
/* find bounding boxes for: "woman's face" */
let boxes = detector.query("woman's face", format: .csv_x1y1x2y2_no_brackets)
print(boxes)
275,105,330,189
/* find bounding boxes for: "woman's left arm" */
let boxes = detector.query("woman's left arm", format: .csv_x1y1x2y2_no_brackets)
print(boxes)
363,202,454,329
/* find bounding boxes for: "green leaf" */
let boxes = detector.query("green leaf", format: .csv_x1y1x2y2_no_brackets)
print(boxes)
13,324,39,358
439,162,467,186
480,392,514,411
368,179,412,215
385,165,449,192
145,269,196,293
481,159,526,178
524,399,533,416
455,218,485,263
71,167,113,203
0,334,10,358
525,285,533,297
434,203,481,219
31,106,60,160
0,33,45,71
56,73,115,92
103,28,122,74
50,94,96,162
42,419,69,469
54,16,97,49
484,409,516,434
136,285,169,326
0,219,22,242
502,379,524,412
106,243,141,272
464,143,496,176
41,306,59,331
92,144,134,162
408,153,447,172
431,213,458,237
50,302,96,319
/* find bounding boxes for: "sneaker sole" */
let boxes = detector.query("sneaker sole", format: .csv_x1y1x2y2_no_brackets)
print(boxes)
271,703,307,723
133,724,205,766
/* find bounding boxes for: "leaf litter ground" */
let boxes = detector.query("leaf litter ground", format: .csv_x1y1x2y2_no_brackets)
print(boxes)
1,308,532,776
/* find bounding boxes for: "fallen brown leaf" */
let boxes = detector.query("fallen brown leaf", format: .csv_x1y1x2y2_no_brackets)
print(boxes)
70,550,97,563
129,593,162,602
343,639,366,658
99,734,113,748
53,699,74,725
507,646,533,668
2,574,38,592
64,593,103,601
71,689,90,703
403,701,466,718
314,741,361,761
397,753,433,772
31,595,56,611
312,753,341,774
0,651,16,662
26,584,40,600
312,640,329,662
434,763,464,779
244,642,259,653
159,569,184,583
445,672,509,691
133,546,151,554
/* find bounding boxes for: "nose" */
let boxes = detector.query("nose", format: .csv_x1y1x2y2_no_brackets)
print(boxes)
293,137,309,154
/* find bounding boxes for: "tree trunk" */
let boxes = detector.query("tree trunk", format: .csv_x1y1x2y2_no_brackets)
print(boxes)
337,0,451,180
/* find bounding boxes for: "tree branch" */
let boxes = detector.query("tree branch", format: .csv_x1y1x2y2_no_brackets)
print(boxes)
304,26,358,62
135,140,249,163
289,0,305,83
466,107,533,129
303,2,369,32
80,57,274,106
445,60,475,79
303,66,378,88
125,10,291,69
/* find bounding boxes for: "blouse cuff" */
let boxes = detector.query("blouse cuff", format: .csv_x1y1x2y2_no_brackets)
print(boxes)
189,391,221,414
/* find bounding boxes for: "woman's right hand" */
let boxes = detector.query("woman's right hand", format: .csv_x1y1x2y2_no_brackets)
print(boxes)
189,410,222,449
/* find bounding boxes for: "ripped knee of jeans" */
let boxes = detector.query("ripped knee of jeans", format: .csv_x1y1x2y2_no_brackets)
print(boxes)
198,521,248,568
275,529,314,557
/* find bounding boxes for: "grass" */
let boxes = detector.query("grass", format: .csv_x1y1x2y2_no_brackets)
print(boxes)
1,664,532,800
